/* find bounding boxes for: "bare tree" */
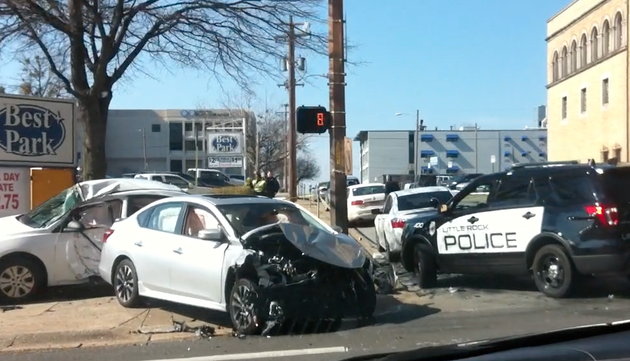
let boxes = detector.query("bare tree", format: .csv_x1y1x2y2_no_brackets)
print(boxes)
0,0,325,179
18,55,66,97
296,154,320,183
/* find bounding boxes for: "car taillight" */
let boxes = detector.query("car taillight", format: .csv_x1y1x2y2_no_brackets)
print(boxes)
351,200,364,206
391,219,405,228
103,229,114,243
585,204,618,227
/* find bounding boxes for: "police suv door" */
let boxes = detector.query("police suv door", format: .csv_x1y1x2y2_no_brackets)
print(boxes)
435,174,542,275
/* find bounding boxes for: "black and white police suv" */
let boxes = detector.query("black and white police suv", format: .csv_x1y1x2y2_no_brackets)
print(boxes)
399,160,630,298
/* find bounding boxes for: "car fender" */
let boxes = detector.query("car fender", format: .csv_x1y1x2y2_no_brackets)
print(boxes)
524,232,573,269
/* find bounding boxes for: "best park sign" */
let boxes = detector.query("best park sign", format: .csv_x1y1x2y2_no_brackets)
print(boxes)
0,95,75,168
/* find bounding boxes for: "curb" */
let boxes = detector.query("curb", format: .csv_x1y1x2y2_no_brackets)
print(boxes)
1,326,233,352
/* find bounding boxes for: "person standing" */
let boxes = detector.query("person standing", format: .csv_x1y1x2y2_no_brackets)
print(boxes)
384,175,400,197
253,171,267,196
265,171,280,198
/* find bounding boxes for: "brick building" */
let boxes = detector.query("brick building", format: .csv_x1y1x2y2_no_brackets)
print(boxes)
547,0,627,162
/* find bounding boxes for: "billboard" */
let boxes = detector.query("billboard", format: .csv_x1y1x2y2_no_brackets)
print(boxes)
0,95,76,167
207,133,243,154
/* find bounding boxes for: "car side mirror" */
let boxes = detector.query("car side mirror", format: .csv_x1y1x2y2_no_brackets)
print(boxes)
371,208,382,215
332,225,343,233
429,198,440,209
197,229,224,241
64,220,84,232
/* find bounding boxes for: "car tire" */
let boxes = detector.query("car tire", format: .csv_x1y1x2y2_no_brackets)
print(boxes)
229,278,262,335
413,244,437,289
113,259,141,308
0,256,45,304
532,244,573,298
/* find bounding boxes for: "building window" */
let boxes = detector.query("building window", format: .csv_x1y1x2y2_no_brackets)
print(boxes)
170,159,183,172
602,78,609,105
591,27,599,62
580,34,588,67
561,46,568,77
408,132,414,165
602,20,610,56
151,124,161,132
614,12,623,49
570,40,577,72
184,140,203,151
580,88,587,113
184,122,192,131
169,122,183,151
561,96,567,119
552,51,559,81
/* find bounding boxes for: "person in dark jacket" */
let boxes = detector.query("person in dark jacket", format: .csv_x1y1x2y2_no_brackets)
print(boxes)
384,175,400,196
265,171,281,198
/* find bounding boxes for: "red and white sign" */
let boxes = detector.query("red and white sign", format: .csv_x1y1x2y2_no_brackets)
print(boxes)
0,167,30,217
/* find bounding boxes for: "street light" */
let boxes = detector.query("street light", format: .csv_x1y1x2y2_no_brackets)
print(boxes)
395,110,421,180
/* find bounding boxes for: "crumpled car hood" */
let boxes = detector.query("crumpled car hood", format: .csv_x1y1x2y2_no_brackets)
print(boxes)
241,222,366,269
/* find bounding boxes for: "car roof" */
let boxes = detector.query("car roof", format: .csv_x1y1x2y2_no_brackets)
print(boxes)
393,186,452,197
348,183,384,189
81,189,186,205
148,194,293,206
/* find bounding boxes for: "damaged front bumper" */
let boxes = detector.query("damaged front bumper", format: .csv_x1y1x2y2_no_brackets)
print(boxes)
231,223,377,336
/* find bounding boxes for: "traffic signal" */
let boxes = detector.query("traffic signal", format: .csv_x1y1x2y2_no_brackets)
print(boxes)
296,106,330,134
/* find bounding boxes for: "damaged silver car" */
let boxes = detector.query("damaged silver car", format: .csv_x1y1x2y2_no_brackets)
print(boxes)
0,179,185,303
98,195,377,335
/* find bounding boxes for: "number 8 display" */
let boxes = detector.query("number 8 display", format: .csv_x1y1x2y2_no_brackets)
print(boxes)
317,112,324,126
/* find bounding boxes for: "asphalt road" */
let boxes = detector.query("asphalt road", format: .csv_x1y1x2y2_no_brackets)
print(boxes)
5,301,630,361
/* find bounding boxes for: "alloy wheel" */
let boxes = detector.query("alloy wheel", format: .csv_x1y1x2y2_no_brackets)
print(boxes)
115,264,135,303
0,265,35,299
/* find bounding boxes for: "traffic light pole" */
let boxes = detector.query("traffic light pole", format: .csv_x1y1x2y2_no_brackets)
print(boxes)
328,0,348,233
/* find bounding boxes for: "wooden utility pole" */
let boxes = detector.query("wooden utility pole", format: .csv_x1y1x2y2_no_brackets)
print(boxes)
329,0,348,233
287,16,298,201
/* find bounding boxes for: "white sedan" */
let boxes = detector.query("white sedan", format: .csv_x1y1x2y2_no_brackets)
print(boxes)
347,183,386,224
98,195,376,335
374,186,457,261
0,179,184,303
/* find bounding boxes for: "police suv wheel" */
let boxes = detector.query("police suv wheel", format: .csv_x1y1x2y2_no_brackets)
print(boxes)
413,244,437,289
532,245,573,298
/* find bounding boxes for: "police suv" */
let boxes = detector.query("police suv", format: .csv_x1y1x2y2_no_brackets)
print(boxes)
399,161,630,298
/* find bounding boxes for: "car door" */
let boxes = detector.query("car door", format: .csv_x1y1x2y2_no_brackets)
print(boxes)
168,203,228,303
55,199,122,282
134,202,187,294
486,175,544,275
435,176,501,274
375,195,394,247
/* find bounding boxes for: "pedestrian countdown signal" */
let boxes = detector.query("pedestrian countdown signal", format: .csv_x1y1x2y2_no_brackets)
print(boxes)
297,106,331,134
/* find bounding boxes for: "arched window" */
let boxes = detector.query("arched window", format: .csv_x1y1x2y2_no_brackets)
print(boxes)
570,40,577,72
591,27,599,62
615,12,623,49
602,20,610,55
580,34,588,67
552,51,559,81
561,46,568,76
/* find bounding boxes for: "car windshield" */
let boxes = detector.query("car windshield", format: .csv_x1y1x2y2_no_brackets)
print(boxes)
19,185,82,228
398,191,453,211
215,202,329,237
352,185,385,196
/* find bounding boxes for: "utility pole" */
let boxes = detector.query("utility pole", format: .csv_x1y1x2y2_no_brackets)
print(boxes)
139,128,148,171
276,17,307,201
414,109,419,181
194,122,199,186
329,0,348,233
276,103,289,190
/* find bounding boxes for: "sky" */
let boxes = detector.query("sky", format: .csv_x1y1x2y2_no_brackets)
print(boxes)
1,0,571,184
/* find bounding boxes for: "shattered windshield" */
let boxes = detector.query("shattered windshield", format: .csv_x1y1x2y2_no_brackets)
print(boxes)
19,186,82,228
216,202,329,237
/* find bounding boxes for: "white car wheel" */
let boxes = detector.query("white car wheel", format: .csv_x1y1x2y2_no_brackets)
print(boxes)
114,259,141,308
0,257,44,303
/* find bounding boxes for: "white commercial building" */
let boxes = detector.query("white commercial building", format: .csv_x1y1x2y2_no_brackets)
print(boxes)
77,109,257,177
